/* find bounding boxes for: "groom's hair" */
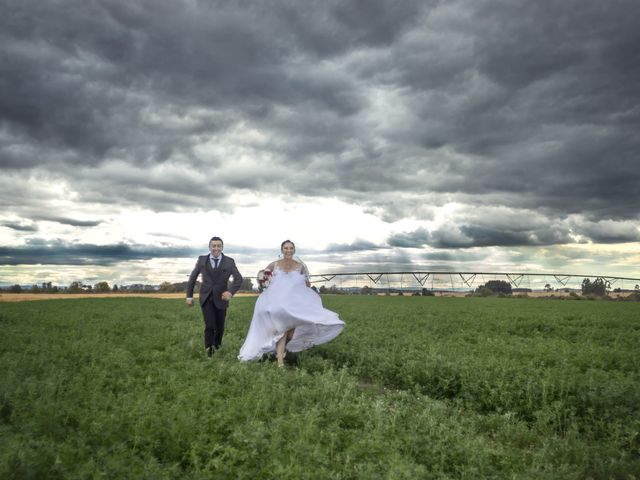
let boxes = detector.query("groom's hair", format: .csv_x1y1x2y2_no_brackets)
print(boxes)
209,236,223,247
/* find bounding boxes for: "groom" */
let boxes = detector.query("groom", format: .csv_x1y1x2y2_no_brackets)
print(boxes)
186,236,243,357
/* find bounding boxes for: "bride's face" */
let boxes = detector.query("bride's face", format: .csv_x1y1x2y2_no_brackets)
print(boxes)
281,242,295,259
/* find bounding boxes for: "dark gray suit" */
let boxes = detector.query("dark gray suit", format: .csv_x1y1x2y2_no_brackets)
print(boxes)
187,253,243,349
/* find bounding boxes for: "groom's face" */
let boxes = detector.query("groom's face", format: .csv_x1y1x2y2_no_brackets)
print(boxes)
209,240,223,257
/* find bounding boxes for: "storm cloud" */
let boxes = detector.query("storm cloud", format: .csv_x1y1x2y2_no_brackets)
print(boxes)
1,0,639,283
0,239,199,266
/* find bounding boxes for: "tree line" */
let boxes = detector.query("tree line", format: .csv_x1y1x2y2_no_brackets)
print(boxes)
4,277,639,298
3,278,255,294
473,279,640,299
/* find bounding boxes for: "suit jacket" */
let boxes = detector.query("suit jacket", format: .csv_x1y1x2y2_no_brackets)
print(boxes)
186,253,243,309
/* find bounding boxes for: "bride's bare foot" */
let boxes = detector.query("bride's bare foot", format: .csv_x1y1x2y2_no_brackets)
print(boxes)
275,332,288,366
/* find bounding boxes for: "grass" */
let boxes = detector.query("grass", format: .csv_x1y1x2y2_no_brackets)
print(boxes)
0,296,639,479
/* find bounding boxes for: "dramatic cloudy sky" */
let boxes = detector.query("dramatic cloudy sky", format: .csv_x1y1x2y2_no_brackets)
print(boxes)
1,0,639,288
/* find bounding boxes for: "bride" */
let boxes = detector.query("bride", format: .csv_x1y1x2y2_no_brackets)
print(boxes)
238,240,345,367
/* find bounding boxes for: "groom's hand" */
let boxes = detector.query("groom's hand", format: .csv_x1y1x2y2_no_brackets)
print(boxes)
221,291,232,301
186,298,193,307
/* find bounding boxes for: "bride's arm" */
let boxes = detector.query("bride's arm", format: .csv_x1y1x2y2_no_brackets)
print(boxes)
300,262,311,287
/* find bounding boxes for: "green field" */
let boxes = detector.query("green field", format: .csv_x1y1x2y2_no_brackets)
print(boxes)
1,296,639,479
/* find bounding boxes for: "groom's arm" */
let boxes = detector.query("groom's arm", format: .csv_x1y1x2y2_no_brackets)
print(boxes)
186,257,202,306
224,261,243,298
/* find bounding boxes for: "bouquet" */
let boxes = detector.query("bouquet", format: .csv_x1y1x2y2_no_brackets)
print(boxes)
256,268,273,292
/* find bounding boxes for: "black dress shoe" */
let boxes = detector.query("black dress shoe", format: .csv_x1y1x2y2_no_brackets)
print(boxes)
206,346,213,358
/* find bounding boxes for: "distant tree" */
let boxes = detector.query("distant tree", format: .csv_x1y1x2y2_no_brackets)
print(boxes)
421,288,435,296
31,284,41,293
40,282,58,293
360,285,372,295
94,282,111,293
68,281,82,293
240,277,254,291
544,283,553,292
477,280,512,295
159,281,175,293
636,284,639,291
475,286,493,297
8,284,22,293
319,285,328,294
581,278,608,296
113,284,119,292
170,281,188,293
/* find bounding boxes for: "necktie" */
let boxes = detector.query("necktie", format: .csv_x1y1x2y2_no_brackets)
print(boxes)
214,258,219,268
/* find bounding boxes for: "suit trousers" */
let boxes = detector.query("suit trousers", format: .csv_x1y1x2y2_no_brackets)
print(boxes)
201,295,227,349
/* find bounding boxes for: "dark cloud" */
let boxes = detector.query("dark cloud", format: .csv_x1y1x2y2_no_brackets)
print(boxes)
325,239,380,252
33,216,102,227
321,249,417,273
387,228,431,248
456,225,572,248
1,222,37,232
0,0,426,168
572,220,640,244
1,0,639,273
388,215,613,249
0,239,199,266
411,219,636,249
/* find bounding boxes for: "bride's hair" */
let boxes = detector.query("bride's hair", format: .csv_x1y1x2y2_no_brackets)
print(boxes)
280,239,295,251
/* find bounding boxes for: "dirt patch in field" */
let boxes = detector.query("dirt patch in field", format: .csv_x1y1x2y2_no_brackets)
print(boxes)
0,292,259,302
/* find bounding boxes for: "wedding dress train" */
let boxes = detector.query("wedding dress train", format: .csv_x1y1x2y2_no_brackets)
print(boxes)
238,266,344,361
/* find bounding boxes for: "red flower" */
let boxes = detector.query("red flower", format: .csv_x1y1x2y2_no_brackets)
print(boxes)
257,268,273,292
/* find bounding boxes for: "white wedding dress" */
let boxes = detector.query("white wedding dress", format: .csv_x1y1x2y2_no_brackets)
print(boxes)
238,264,345,361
